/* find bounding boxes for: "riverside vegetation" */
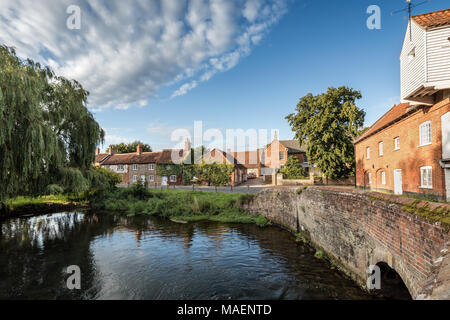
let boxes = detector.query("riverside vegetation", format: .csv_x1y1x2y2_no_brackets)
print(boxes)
90,180,271,227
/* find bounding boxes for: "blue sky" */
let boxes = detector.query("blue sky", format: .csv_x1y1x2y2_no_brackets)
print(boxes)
1,0,448,151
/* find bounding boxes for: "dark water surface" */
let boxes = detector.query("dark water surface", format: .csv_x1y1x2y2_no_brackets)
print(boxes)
0,211,375,300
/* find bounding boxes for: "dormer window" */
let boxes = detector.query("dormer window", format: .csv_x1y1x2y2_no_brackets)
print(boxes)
408,47,415,62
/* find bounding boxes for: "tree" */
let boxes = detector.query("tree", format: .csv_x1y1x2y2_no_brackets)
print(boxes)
0,45,104,205
286,86,365,180
109,141,152,154
280,156,309,179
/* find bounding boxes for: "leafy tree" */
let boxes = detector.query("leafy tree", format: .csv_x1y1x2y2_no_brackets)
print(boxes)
280,156,309,179
195,163,234,186
0,45,104,205
286,86,365,180
109,141,152,154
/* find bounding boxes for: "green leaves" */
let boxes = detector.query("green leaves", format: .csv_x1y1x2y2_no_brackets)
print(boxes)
286,86,365,180
0,45,104,205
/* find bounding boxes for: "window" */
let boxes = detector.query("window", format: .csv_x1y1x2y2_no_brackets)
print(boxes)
170,175,177,182
420,166,433,189
279,152,285,160
381,171,386,185
149,175,154,182
394,137,400,150
419,121,431,146
408,47,415,62
166,165,171,170
368,172,372,185
133,164,138,171
366,147,370,160
379,142,383,156
149,164,155,171
118,164,124,171
132,175,138,182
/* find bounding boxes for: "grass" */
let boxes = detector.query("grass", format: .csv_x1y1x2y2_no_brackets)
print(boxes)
5,194,84,211
93,187,271,227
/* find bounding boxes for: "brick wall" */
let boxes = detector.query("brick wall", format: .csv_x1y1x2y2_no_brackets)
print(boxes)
355,99,449,200
241,187,449,299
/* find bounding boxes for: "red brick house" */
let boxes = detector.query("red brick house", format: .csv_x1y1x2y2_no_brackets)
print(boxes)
202,148,248,186
355,9,450,201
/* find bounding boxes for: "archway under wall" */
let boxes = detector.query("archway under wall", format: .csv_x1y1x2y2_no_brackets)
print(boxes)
370,262,412,300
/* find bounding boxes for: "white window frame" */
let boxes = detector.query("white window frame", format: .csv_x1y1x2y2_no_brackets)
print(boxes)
419,121,431,146
170,175,177,182
118,164,124,171
279,152,285,161
394,137,400,150
379,142,383,156
132,164,138,171
132,175,138,183
366,147,370,160
381,171,386,185
149,175,154,182
149,163,155,171
368,172,372,185
420,166,433,189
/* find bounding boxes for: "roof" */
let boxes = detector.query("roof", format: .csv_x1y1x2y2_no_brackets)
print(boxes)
279,140,307,153
412,8,450,29
232,151,261,169
101,149,186,165
204,149,246,169
355,103,411,143
95,153,110,164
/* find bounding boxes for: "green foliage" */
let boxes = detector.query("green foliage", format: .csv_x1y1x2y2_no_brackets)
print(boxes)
280,156,309,179
0,45,104,206
93,189,271,227
286,86,365,180
402,200,450,231
109,141,152,154
45,184,64,195
194,163,235,186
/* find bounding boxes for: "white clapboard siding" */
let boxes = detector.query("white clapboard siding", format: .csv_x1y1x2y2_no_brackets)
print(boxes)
426,26,450,82
400,21,427,99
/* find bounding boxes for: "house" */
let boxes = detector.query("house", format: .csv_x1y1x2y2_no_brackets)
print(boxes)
97,139,191,187
355,9,450,201
202,148,248,186
261,132,309,176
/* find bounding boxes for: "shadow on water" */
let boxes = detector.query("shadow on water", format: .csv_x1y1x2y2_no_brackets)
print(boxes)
0,211,408,300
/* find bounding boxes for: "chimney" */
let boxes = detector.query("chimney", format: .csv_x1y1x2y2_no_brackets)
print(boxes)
184,138,191,152
96,147,100,155
109,145,115,155
274,131,278,141
137,143,143,155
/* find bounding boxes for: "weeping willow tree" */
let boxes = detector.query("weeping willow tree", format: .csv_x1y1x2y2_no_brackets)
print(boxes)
0,45,105,205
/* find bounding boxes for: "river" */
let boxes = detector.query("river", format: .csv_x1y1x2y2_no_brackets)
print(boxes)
0,211,376,300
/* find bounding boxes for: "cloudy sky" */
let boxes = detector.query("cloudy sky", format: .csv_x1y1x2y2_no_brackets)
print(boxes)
0,0,448,151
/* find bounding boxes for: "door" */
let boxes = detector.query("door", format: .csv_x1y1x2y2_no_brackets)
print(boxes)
162,176,168,186
394,169,402,195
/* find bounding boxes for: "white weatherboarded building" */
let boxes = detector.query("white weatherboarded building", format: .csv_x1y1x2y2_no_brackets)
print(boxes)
400,9,450,105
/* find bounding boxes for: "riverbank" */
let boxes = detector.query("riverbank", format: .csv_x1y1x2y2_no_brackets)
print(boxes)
92,186,271,227
0,195,87,220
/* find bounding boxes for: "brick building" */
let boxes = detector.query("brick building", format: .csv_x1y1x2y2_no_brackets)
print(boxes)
202,148,248,186
355,9,450,201
97,140,190,187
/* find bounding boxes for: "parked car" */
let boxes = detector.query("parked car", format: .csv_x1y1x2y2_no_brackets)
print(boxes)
247,173,256,179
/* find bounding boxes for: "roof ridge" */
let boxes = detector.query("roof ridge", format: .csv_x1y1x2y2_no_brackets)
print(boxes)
413,8,450,18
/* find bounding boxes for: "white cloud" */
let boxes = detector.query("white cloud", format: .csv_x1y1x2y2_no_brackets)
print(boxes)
0,0,288,110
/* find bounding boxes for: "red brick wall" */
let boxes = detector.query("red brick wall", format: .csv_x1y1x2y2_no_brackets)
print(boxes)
355,99,449,199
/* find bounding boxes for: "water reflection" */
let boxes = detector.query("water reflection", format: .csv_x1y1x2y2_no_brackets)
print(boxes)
0,212,375,300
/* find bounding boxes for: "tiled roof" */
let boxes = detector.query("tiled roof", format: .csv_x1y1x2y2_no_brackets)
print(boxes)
232,151,261,169
279,140,307,153
355,103,411,143
102,152,162,165
95,153,110,163
413,9,450,29
204,149,246,169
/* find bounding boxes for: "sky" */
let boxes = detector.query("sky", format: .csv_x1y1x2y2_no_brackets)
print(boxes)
0,0,448,152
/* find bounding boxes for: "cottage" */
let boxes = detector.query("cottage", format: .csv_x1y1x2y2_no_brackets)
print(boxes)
96,140,191,187
355,9,450,201
202,148,247,186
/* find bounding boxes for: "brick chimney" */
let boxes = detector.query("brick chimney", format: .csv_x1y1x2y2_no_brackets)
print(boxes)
137,143,143,155
109,145,115,155
96,147,100,155
184,138,191,152
274,131,278,141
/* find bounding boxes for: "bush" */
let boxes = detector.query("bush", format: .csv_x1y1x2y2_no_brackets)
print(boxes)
280,156,309,180
45,184,64,195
